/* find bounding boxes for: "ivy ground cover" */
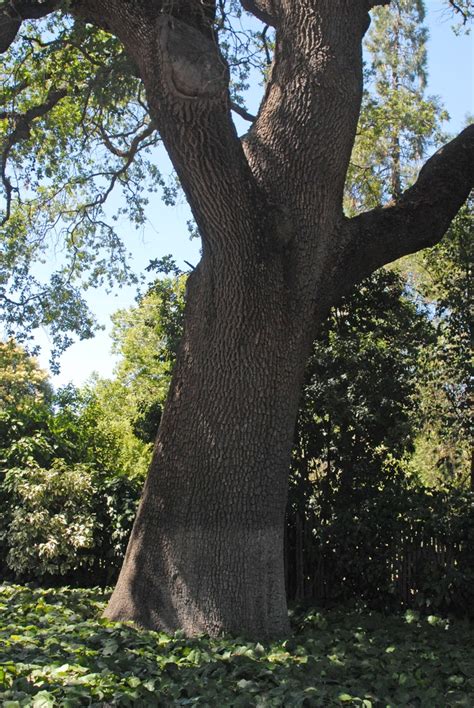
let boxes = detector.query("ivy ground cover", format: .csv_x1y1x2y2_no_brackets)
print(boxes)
1,584,473,706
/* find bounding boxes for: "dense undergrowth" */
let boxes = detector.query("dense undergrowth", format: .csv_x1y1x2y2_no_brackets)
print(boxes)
1,584,473,706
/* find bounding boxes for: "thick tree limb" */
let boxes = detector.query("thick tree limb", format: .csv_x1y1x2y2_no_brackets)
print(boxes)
0,0,60,52
243,2,368,222
72,0,217,37
342,125,474,289
64,0,261,263
0,12,20,51
240,0,276,26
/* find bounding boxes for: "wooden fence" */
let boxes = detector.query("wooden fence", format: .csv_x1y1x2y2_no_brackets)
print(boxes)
284,510,473,614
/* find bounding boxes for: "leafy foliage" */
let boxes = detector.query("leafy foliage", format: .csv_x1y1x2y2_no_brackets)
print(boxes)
293,269,430,475
0,13,164,359
4,460,96,577
0,342,142,583
286,269,474,615
1,584,473,706
0,340,52,408
1,451,141,585
109,273,186,424
85,273,187,463
287,464,474,616
0,2,272,360
410,204,474,488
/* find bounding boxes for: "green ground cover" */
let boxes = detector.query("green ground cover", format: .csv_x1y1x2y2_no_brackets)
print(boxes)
0,584,473,707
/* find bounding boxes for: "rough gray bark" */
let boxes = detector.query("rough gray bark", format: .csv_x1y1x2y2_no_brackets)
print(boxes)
3,0,473,637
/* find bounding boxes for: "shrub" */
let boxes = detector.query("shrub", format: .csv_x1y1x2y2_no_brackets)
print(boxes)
1,460,141,584
3,460,97,577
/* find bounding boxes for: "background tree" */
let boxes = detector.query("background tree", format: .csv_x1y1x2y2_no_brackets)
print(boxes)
346,0,447,212
0,0,473,637
409,203,473,489
106,270,186,444
286,269,433,599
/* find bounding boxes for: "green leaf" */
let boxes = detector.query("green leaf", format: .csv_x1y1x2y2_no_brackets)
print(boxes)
32,692,56,708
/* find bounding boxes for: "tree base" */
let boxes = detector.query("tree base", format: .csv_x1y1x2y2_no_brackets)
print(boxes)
103,522,290,639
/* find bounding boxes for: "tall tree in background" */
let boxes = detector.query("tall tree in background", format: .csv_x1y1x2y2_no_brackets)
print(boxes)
0,1,473,637
371,0,428,200
347,0,447,211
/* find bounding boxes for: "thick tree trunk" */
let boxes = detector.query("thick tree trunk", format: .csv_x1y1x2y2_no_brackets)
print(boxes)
105,250,315,637
100,0,365,638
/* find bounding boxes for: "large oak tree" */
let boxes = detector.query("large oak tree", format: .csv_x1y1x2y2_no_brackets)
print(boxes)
1,0,473,637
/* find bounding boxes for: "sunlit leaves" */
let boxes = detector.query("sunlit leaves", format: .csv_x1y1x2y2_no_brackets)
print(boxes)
4,460,96,576
0,343,143,578
89,274,186,453
0,339,51,408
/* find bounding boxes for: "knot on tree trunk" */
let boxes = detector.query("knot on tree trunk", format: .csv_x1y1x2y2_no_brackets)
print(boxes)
157,16,228,103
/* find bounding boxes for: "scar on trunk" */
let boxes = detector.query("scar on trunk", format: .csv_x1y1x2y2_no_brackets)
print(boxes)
157,15,228,100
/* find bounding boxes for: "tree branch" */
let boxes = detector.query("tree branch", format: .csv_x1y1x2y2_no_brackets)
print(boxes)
68,0,263,258
342,125,474,289
231,101,256,122
240,0,276,27
243,3,368,220
0,0,61,53
94,120,157,159
447,0,473,24
1,86,67,225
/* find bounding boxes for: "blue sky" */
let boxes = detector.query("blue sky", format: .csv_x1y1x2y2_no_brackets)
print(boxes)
37,0,474,387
